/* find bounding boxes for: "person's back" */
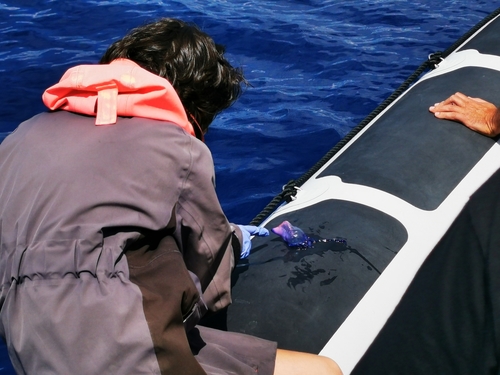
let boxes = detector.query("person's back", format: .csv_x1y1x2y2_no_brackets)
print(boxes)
0,111,194,248
0,109,215,373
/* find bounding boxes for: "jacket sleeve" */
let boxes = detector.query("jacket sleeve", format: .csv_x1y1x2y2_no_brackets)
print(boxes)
174,136,244,312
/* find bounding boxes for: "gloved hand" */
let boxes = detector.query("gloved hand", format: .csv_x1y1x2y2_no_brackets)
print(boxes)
237,225,269,259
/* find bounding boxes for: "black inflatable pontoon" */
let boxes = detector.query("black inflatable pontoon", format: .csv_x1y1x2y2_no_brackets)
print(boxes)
226,8,500,374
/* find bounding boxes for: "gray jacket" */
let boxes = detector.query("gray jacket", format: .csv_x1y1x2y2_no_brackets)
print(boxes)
0,110,242,374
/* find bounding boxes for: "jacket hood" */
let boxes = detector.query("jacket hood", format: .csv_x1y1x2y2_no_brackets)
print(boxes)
42,59,195,136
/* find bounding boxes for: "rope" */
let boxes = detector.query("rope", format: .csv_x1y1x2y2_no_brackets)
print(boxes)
249,7,500,226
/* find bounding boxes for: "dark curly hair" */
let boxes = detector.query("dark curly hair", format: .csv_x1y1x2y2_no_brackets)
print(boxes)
100,18,246,136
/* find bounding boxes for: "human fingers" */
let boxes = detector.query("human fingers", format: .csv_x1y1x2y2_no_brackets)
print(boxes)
430,100,467,117
429,92,468,113
449,92,469,103
431,107,466,123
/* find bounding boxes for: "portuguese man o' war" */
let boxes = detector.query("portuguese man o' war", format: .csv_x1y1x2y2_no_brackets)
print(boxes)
237,220,381,277
271,220,347,249
270,220,380,274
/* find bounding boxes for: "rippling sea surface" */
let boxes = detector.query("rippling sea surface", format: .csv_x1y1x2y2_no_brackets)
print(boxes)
0,0,497,372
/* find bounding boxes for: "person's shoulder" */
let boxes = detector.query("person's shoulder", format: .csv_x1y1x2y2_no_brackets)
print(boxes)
1,111,61,146
121,117,212,157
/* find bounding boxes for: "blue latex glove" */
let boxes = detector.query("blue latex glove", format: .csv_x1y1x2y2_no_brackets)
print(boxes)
237,225,269,259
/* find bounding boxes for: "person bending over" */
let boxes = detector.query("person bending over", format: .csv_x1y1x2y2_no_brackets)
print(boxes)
0,18,341,375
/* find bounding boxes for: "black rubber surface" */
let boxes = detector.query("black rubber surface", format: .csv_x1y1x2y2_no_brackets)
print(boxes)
458,13,500,55
351,168,500,375
226,13,500,357
318,67,499,210
227,200,407,353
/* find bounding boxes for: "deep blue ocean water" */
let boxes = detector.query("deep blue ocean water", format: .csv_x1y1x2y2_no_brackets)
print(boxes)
0,0,497,372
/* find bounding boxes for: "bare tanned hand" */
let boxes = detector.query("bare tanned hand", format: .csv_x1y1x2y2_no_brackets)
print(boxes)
429,92,500,137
